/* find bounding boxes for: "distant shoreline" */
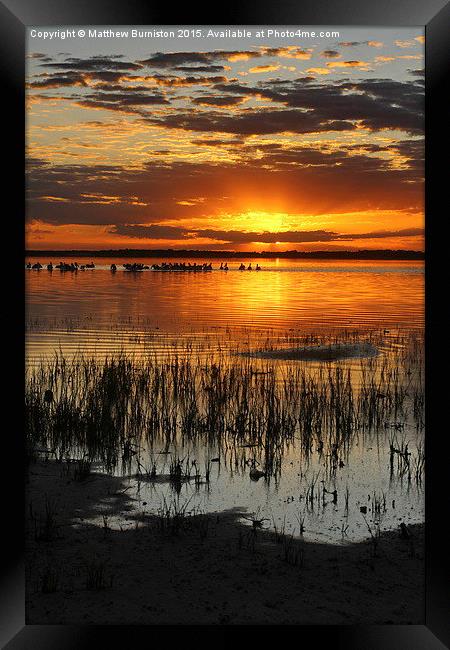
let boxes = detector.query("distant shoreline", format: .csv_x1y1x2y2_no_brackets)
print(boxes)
25,249,425,260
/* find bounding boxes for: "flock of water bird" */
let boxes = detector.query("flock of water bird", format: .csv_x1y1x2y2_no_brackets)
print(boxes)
26,261,263,272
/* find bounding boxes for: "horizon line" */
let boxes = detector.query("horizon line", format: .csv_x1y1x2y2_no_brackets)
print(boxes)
25,248,425,259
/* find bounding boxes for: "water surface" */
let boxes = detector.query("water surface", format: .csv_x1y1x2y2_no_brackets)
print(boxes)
26,257,424,544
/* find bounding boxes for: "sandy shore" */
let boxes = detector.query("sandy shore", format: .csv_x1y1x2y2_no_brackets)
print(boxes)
26,459,424,625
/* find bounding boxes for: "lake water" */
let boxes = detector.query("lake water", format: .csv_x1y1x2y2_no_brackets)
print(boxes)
26,257,423,356
25,257,425,544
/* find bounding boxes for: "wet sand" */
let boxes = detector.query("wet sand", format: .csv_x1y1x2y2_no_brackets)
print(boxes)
26,460,424,625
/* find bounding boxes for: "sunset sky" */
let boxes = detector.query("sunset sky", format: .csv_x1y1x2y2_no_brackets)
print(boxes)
26,28,424,251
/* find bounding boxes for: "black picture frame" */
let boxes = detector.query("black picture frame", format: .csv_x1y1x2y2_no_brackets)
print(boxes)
1,0,449,646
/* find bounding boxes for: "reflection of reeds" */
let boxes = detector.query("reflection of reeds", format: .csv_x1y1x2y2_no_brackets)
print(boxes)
388,433,424,482
413,442,425,483
25,330,424,480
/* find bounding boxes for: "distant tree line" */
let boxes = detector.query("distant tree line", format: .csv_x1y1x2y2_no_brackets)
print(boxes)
25,249,425,260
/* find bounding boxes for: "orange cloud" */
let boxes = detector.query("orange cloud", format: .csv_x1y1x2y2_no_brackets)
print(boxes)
38,195,70,202
327,61,370,69
276,47,313,60
306,67,331,75
394,40,414,48
227,52,253,62
248,65,280,74
26,46,425,252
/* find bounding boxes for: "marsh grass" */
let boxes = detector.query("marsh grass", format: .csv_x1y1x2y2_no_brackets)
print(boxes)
25,329,424,486
33,495,60,542
85,560,113,590
156,495,198,536
272,514,287,543
73,456,92,481
388,433,425,483
282,535,304,567
362,515,382,558
237,527,258,552
40,564,60,593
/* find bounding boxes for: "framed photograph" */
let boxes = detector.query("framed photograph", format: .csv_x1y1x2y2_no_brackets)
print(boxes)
1,0,449,646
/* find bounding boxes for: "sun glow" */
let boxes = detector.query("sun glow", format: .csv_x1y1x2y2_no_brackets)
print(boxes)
217,211,290,232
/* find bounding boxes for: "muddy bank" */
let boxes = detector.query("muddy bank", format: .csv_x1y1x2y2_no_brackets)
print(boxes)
240,342,379,362
26,460,424,625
